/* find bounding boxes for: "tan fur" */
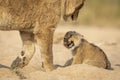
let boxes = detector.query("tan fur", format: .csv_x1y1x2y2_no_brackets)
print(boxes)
0,0,85,72
64,31,111,69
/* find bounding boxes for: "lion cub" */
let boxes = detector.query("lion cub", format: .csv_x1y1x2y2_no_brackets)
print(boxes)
63,31,111,69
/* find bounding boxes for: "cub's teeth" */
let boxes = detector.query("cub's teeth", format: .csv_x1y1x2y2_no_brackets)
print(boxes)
69,44,73,47
69,43,74,48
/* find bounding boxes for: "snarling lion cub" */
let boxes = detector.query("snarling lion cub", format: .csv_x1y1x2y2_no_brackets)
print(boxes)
63,31,111,69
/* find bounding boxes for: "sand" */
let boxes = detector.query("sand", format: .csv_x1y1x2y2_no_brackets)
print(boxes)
0,25,120,80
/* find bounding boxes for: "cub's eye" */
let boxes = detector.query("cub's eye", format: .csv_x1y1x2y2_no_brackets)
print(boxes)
64,38,66,40
68,34,72,38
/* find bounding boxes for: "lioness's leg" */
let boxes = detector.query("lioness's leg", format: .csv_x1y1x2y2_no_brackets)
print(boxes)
11,31,35,70
35,28,55,72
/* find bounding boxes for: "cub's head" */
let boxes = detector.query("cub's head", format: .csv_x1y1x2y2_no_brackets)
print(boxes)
63,0,85,21
63,31,83,49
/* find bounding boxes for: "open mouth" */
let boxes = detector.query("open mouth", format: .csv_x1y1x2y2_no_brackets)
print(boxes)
64,41,74,49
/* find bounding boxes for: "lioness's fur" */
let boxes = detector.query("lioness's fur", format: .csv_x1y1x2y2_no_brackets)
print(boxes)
64,31,111,69
0,0,85,72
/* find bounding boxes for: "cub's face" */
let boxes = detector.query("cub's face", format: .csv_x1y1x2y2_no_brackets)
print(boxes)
64,31,83,49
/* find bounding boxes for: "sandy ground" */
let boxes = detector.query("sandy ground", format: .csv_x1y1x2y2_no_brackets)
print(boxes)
0,25,120,80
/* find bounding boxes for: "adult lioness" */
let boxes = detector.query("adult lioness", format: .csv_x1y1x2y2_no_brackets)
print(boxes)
64,31,111,69
0,0,85,72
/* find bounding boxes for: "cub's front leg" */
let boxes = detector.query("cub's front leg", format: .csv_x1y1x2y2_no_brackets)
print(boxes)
64,58,73,67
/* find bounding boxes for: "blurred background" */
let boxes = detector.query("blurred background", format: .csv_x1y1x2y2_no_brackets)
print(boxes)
61,0,120,28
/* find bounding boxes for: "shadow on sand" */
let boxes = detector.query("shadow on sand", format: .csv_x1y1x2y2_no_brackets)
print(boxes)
115,64,120,67
0,64,11,69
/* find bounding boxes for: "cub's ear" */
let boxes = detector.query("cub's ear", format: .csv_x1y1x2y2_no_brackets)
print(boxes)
64,0,85,15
